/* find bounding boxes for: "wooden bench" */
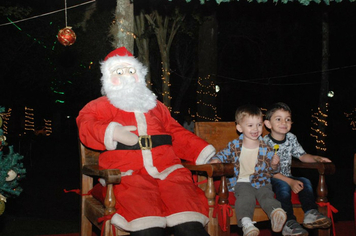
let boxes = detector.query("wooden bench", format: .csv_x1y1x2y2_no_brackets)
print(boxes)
79,121,335,236
184,122,336,236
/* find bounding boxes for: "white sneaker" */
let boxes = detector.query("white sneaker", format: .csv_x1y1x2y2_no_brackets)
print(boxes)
242,223,260,236
270,208,287,232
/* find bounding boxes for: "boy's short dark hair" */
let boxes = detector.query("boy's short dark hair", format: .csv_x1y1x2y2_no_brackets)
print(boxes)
235,104,262,124
265,102,292,120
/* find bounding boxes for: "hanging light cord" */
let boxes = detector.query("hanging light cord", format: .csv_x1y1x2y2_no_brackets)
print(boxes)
65,0,68,27
0,0,96,27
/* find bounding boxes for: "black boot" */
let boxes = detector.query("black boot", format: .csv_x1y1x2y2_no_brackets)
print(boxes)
130,227,165,236
174,222,209,236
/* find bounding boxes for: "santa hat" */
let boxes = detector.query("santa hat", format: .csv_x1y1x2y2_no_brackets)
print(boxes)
104,47,133,61
100,47,148,86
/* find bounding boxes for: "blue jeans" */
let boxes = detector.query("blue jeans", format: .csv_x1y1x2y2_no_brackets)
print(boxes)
271,176,318,221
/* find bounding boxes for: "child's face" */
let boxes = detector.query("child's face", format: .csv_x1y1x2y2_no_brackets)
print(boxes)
236,115,263,141
264,109,292,135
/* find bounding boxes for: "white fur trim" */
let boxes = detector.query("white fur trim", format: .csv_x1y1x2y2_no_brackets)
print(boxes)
134,112,147,135
104,122,122,150
111,214,166,231
98,178,106,186
195,145,216,164
121,170,134,176
152,163,184,180
101,56,147,85
166,211,209,227
141,150,184,180
134,112,184,180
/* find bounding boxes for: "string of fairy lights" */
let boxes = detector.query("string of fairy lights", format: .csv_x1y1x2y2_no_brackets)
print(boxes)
2,1,354,146
196,75,220,122
43,119,53,136
0,106,53,137
344,108,356,131
23,107,53,136
310,104,328,152
24,107,35,134
161,65,173,112
0,108,12,135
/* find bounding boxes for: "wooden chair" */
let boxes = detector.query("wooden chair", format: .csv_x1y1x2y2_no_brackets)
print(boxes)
80,140,236,236
80,142,129,236
184,122,336,236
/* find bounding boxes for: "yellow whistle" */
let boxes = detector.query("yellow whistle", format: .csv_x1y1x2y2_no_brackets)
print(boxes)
273,144,279,154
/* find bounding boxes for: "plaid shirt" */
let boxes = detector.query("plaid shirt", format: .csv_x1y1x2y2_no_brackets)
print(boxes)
211,134,276,191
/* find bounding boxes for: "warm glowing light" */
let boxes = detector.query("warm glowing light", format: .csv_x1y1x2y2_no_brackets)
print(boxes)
196,76,220,122
310,103,329,152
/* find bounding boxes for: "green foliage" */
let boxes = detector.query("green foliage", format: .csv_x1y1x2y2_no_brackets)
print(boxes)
0,106,26,199
0,146,26,198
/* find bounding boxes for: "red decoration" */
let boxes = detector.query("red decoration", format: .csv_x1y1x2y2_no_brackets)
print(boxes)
57,26,76,46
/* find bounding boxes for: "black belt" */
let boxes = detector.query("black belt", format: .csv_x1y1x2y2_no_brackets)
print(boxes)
115,135,172,150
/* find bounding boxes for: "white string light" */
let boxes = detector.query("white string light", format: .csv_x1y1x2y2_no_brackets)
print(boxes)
0,0,96,27
65,0,68,27
310,104,329,152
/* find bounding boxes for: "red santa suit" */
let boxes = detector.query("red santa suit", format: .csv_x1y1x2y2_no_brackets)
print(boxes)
76,47,215,232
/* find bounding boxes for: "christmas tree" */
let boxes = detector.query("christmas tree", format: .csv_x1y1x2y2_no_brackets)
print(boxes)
0,106,26,215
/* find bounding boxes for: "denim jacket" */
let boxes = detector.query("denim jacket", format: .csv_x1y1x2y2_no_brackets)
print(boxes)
211,134,277,191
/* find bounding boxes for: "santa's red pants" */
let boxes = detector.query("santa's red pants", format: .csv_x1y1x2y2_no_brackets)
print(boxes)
92,167,209,231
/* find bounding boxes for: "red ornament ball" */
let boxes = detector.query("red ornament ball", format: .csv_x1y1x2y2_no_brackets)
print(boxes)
57,26,76,46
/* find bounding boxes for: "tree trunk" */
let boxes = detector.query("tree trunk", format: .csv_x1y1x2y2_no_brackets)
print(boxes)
317,11,329,155
135,11,151,89
197,13,218,121
145,10,185,111
111,0,134,52
171,39,197,119
161,49,171,109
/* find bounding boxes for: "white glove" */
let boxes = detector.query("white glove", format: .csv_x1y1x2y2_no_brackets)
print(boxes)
113,125,139,146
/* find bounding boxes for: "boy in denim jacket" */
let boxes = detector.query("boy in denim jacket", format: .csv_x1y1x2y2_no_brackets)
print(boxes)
210,104,286,236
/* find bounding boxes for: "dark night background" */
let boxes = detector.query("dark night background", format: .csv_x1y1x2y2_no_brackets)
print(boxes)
0,0,355,235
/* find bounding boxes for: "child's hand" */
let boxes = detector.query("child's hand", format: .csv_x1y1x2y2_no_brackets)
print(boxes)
271,154,280,166
290,180,304,194
209,159,221,164
314,156,331,163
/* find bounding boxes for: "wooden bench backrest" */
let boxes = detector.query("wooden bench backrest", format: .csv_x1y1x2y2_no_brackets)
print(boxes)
194,121,269,152
80,142,100,167
80,122,268,167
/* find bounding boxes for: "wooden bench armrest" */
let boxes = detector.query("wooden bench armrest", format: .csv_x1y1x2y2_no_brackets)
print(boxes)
183,163,234,177
82,164,121,215
83,165,121,184
183,163,234,205
292,159,335,203
291,159,335,175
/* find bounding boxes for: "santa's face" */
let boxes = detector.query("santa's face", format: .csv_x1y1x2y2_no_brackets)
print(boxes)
100,56,156,113
109,62,138,86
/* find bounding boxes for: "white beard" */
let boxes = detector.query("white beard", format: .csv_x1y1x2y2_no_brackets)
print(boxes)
102,75,157,113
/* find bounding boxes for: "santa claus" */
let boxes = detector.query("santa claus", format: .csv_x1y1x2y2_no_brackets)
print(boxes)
76,47,215,236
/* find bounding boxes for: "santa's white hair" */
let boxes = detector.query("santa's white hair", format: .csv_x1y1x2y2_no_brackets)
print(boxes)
100,55,156,113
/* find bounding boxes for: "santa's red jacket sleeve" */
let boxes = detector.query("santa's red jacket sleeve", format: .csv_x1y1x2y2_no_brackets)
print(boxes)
76,97,215,172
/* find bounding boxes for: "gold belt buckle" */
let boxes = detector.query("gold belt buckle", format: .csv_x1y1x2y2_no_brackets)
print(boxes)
138,135,152,150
